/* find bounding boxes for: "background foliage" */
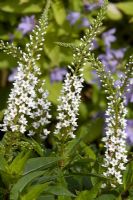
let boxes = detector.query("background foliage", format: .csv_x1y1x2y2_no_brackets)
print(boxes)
0,0,133,199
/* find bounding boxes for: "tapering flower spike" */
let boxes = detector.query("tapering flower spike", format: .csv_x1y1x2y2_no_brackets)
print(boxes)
0,0,51,139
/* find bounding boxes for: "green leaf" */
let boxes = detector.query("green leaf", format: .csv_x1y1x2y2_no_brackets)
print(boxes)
76,182,101,200
95,194,116,200
58,197,72,200
45,76,62,104
82,64,93,83
78,118,104,144
21,183,49,200
116,2,133,16
52,0,66,25
10,171,45,200
107,3,122,20
71,0,82,11
29,138,44,156
38,195,55,200
46,185,75,197
123,162,133,190
9,151,31,175
0,154,8,173
64,138,81,157
76,191,90,200
0,0,42,13
24,157,60,175
80,142,96,160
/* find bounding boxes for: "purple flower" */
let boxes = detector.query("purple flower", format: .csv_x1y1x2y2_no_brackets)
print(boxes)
17,15,35,35
126,120,133,145
99,48,118,73
99,48,126,73
8,33,14,43
8,68,18,82
67,12,80,25
84,0,103,11
91,70,101,87
50,67,67,83
84,3,98,11
81,17,90,27
114,80,122,88
111,48,126,59
102,28,116,47
91,40,99,50
114,71,125,88
98,0,104,6
125,79,133,104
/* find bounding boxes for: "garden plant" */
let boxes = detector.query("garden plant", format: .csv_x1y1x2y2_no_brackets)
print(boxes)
0,0,133,199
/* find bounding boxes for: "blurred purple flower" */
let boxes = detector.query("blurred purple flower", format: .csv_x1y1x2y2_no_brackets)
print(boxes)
125,78,133,104
102,28,116,47
67,12,80,25
8,33,14,43
91,40,99,50
81,17,90,27
84,3,98,11
111,48,126,59
99,48,126,73
91,70,101,87
114,80,123,88
99,48,118,73
126,120,133,145
98,0,104,6
8,68,18,82
17,15,35,35
114,71,125,88
50,67,67,83
84,0,103,11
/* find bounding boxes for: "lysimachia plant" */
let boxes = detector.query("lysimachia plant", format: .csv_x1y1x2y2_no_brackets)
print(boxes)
0,0,133,199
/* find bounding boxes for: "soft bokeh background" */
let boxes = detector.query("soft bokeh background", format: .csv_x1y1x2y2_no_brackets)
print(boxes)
0,0,133,147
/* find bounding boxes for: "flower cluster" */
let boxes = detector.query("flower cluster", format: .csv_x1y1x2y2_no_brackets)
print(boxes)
1,60,51,139
102,94,128,186
0,1,51,139
54,72,84,139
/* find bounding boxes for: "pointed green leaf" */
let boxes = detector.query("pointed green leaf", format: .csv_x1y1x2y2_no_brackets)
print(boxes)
46,185,75,197
76,182,101,200
21,183,49,200
39,195,55,200
10,171,45,200
123,162,133,190
95,194,116,200
24,157,60,174
9,151,31,175
0,154,8,173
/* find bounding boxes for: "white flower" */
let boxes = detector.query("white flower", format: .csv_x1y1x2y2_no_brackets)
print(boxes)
1,60,51,139
102,99,128,186
54,72,83,139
